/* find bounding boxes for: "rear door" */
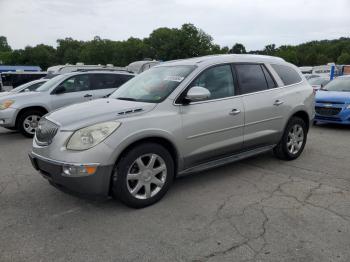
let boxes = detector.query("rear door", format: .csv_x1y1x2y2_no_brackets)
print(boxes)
179,64,244,168
50,74,94,110
90,73,134,98
234,63,287,149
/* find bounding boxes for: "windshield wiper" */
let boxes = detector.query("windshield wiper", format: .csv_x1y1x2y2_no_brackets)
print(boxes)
117,97,137,101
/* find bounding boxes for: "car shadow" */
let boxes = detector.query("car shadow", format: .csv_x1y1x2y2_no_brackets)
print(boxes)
314,122,350,130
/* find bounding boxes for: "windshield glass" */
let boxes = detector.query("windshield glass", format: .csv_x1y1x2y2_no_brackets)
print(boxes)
10,81,36,92
35,74,66,92
309,77,329,85
110,65,196,103
323,78,350,92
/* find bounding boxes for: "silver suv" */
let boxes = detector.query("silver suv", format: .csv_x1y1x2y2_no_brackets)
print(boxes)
29,55,314,208
0,71,134,137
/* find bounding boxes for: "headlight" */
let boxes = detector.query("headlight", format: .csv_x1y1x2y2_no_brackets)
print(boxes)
347,105,350,109
66,121,121,150
0,100,14,110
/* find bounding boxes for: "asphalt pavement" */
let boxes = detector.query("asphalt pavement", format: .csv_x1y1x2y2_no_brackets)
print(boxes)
1,124,350,262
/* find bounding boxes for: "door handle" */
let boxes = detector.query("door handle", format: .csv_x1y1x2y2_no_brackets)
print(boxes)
274,100,284,106
229,109,241,115
84,94,93,98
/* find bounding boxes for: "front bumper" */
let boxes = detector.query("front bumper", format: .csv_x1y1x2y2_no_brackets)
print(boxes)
29,152,114,198
0,107,18,127
314,104,350,125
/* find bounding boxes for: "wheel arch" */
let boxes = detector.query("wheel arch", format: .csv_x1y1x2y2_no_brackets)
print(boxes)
15,106,49,128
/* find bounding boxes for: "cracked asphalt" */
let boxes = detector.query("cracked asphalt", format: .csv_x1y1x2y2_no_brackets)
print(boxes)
1,124,350,262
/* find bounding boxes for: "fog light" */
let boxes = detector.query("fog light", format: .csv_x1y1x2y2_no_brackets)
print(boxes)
62,165,97,177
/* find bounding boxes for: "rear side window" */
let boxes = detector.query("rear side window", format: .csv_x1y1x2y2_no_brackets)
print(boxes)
235,64,268,94
271,64,302,86
115,74,134,87
92,74,133,90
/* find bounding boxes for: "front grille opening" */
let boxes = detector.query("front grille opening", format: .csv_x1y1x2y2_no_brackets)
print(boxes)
315,107,342,116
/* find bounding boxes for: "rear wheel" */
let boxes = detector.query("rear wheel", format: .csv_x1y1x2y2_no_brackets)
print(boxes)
112,143,174,208
274,117,307,160
17,110,44,138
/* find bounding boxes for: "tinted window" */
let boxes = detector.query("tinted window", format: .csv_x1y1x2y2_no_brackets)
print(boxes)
92,74,134,90
235,64,268,94
262,65,277,88
271,64,302,86
59,74,91,93
190,65,235,100
115,74,134,87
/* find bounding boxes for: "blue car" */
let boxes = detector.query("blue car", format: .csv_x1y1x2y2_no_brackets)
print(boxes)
315,76,350,124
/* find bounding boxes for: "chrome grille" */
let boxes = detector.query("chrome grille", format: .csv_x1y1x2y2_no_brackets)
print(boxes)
35,118,59,145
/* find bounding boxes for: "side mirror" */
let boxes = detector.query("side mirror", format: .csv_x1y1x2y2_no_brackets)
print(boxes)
24,88,30,92
185,86,210,102
54,85,66,95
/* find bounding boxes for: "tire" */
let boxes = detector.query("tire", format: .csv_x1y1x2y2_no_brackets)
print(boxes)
112,143,175,208
17,110,44,138
273,117,307,161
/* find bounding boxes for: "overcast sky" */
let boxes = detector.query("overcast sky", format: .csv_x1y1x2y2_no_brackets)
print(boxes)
1,0,349,51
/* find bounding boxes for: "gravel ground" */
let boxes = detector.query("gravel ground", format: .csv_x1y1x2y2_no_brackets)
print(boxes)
1,124,350,262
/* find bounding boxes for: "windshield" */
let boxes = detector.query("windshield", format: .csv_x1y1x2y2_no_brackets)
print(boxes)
35,74,66,92
110,65,196,103
10,80,45,93
309,77,329,85
323,78,350,92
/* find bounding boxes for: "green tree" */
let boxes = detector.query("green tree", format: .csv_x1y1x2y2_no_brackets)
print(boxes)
263,44,276,55
0,36,11,52
229,43,246,54
337,52,350,64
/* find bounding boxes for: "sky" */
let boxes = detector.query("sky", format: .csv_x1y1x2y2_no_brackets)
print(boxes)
0,0,349,51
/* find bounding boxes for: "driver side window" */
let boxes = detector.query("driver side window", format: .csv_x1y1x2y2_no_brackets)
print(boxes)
190,65,235,100
59,75,91,93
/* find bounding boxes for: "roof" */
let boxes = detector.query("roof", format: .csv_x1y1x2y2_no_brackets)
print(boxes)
159,54,286,67
63,70,135,77
0,65,42,72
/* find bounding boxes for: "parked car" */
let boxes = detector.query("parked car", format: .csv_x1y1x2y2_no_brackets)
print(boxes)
308,76,330,91
314,75,350,125
126,60,160,74
0,79,48,97
304,74,320,80
46,63,125,77
0,71,47,91
0,71,134,136
29,54,314,208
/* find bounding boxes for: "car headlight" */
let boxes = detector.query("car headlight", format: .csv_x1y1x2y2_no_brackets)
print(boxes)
0,100,14,110
347,104,350,109
66,121,121,150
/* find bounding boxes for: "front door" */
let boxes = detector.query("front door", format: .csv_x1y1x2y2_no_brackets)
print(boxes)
179,64,244,168
50,74,94,110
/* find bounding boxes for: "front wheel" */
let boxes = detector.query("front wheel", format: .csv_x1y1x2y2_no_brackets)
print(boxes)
17,110,44,138
112,143,175,208
274,117,307,161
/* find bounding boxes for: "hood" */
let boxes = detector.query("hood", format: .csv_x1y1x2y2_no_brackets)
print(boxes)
315,91,350,104
0,92,11,97
46,98,157,130
0,91,42,102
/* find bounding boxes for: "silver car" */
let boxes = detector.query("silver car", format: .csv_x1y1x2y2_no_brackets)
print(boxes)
0,71,134,137
29,55,314,208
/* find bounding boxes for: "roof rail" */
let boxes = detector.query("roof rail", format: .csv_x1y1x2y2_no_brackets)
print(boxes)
75,68,134,74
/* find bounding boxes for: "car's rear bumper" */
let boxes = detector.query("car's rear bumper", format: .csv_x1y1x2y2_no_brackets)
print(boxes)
29,152,114,199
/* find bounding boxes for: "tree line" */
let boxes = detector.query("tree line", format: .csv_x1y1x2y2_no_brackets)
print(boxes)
0,23,350,70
